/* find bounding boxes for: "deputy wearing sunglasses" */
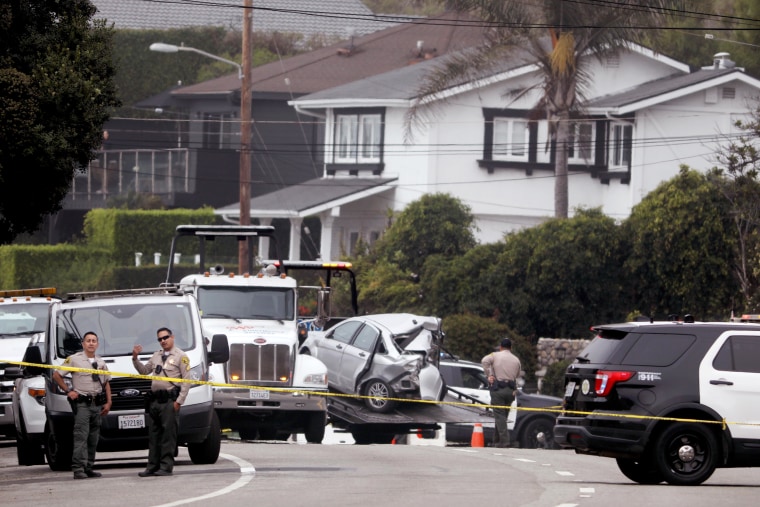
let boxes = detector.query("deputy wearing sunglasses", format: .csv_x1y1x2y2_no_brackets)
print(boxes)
132,327,191,477
53,331,112,480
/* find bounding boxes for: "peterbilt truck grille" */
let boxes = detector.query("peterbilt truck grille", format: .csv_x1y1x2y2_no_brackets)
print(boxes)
229,343,292,386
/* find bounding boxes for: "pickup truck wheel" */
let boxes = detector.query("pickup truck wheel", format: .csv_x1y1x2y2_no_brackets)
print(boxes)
517,415,558,449
364,379,396,413
187,411,221,465
616,457,663,484
17,434,45,466
45,423,72,472
654,422,718,486
304,412,325,443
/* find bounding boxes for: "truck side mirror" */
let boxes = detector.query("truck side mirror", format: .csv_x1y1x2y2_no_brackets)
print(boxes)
208,334,230,364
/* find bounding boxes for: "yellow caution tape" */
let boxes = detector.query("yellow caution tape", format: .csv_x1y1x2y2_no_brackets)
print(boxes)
5,358,758,427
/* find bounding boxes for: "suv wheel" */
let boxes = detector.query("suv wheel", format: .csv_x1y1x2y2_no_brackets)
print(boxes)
616,457,663,484
654,423,718,486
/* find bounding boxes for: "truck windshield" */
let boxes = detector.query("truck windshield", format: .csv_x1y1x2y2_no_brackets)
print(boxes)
55,302,195,358
0,303,50,336
197,287,295,321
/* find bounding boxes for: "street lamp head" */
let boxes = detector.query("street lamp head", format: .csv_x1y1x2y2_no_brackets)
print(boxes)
150,42,179,53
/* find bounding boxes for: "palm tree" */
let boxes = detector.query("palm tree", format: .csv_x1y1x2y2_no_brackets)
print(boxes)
406,0,682,218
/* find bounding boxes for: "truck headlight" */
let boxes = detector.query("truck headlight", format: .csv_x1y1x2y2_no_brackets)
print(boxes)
302,373,327,386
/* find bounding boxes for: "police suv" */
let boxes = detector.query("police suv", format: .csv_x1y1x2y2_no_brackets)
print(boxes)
32,286,228,471
554,317,760,486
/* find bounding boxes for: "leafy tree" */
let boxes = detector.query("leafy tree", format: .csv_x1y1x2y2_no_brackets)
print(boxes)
623,167,738,319
420,242,506,317
710,100,760,311
442,313,537,383
487,208,629,339
372,192,477,274
0,0,120,244
407,0,681,219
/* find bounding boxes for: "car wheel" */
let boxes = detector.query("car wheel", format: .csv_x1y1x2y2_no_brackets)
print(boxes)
517,415,558,449
363,379,397,413
616,457,663,484
654,423,718,486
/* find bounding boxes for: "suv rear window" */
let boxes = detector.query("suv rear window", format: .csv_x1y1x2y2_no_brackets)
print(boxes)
621,333,695,367
575,330,627,363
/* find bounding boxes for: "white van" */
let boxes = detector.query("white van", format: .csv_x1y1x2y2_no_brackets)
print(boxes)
40,287,228,471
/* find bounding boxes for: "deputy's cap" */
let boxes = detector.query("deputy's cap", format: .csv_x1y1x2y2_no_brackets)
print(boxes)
500,338,512,348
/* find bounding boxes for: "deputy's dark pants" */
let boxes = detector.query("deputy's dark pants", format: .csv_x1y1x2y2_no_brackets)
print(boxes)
72,402,101,473
490,386,515,447
146,399,178,472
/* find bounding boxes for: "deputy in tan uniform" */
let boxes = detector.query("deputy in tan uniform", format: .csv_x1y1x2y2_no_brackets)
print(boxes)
481,337,522,448
53,331,112,479
132,327,191,477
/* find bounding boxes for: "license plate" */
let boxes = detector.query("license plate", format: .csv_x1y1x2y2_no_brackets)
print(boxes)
249,389,270,400
564,381,576,398
118,414,145,429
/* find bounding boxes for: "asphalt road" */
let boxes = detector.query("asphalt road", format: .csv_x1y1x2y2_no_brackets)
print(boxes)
2,435,760,507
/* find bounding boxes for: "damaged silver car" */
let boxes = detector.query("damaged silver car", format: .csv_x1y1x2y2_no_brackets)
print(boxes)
300,314,445,413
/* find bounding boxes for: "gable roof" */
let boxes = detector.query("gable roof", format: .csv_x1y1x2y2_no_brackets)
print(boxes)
291,42,697,109
587,67,760,114
92,0,391,37
170,10,488,98
215,177,398,219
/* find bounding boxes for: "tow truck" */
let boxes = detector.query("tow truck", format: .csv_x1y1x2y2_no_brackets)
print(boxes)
165,225,355,443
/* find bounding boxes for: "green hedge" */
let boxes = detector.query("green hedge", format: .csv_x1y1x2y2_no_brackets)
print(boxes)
0,244,111,295
84,208,216,265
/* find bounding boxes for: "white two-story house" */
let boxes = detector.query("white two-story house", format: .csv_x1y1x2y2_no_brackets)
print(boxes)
216,45,760,261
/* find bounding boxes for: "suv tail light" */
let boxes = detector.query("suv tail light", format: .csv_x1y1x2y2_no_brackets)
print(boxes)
594,370,634,397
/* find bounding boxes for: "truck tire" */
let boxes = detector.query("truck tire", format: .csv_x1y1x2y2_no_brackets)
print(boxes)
351,429,395,445
304,412,326,443
363,379,397,413
238,427,258,441
188,411,221,465
17,434,45,466
517,415,558,449
45,423,72,471
16,416,45,466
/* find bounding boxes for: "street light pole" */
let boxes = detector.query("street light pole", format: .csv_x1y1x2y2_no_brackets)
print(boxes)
149,1,253,273
239,0,253,273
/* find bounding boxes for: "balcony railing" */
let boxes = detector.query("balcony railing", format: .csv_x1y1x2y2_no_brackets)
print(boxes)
69,149,191,205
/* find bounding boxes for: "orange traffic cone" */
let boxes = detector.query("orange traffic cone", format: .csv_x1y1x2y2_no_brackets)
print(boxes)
471,423,485,447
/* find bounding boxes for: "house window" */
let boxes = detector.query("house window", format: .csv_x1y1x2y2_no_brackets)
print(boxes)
609,123,633,168
722,87,736,100
568,122,594,164
335,113,381,163
493,118,529,160
348,231,360,256
203,113,237,149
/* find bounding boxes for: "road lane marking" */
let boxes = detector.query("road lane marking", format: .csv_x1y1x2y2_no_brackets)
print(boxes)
556,471,575,476
150,453,255,507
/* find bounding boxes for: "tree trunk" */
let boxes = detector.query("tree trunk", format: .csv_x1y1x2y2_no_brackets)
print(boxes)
554,114,570,218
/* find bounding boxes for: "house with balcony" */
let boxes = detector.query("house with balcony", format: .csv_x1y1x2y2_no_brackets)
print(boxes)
215,48,760,261
55,11,489,251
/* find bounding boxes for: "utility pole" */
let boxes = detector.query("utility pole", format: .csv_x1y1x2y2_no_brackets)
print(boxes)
238,0,253,273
